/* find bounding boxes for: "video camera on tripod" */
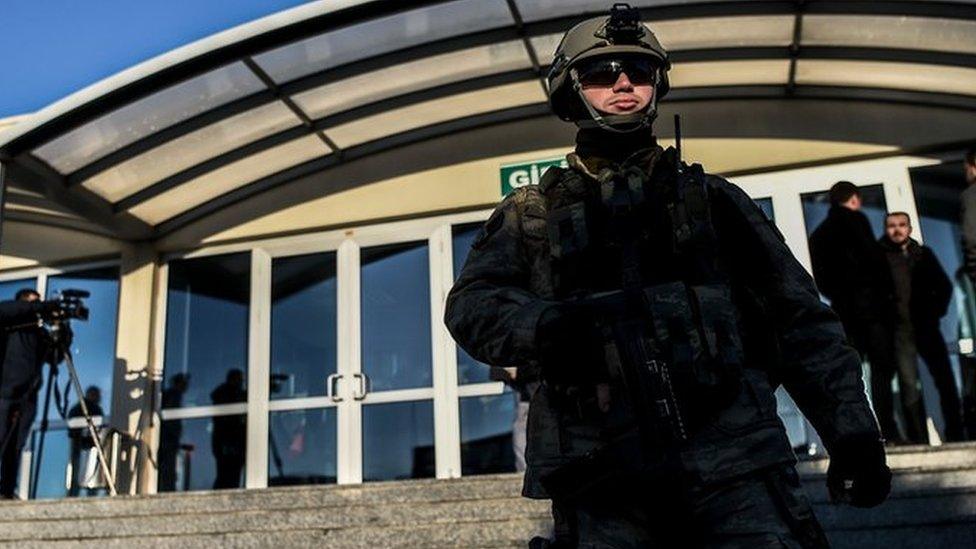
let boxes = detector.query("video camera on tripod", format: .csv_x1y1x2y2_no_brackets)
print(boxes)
44,288,90,324
30,287,119,497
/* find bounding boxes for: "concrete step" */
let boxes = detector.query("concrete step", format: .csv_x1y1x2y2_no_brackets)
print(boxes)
1,518,552,549
10,442,975,523
800,465,976,502
0,496,549,542
796,442,976,476
0,443,971,547
827,522,976,549
0,474,524,522
814,488,976,530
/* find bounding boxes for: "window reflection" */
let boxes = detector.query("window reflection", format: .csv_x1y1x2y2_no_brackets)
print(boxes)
911,162,969,435
801,184,888,238
157,374,190,492
754,197,774,222
452,224,492,385
0,279,35,301
271,253,338,400
28,428,71,499
362,400,434,482
157,414,246,492
361,242,432,392
46,267,120,417
164,253,250,408
67,386,105,497
268,409,337,486
211,370,246,489
459,394,516,475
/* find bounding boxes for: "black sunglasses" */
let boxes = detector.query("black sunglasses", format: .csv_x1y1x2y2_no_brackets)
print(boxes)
576,58,658,87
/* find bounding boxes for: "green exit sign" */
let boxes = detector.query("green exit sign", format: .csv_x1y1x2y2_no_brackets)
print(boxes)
500,156,568,196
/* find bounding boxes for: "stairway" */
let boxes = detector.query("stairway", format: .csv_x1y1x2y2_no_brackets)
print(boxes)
0,443,973,548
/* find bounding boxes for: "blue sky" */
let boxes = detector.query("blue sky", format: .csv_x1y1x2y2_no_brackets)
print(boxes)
0,0,313,118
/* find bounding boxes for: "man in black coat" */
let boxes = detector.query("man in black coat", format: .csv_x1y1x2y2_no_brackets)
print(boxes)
0,289,63,498
881,212,964,443
809,182,900,442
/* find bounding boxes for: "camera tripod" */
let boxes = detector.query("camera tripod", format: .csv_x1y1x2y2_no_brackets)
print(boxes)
30,321,117,498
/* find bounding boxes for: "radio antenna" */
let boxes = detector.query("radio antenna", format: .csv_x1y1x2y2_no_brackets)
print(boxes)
674,114,682,163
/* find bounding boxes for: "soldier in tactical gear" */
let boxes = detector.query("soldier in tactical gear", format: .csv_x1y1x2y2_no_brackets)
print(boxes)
445,5,891,547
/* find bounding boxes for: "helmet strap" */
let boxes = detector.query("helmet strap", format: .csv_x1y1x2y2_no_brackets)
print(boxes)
570,67,659,134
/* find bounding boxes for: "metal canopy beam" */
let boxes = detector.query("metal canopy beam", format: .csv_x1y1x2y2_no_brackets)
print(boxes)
66,90,278,186
8,155,153,240
4,0,976,241
1,209,117,239
0,0,457,158
151,80,976,237
115,68,538,212
113,40,976,214
38,0,976,188
153,102,550,236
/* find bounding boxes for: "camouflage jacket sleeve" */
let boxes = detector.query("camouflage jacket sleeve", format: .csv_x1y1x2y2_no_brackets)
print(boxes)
708,176,881,450
444,189,554,369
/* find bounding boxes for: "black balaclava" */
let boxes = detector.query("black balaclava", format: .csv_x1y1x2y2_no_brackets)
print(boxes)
575,124,657,164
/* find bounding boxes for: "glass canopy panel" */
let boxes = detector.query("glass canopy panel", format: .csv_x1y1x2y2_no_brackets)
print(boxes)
129,134,330,225
514,0,720,22
529,34,563,66
326,80,546,149
34,62,265,174
669,60,790,88
802,15,976,55
649,15,794,50
795,60,976,97
531,15,793,63
252,0,515,85
81,102,302,203
292,40,532,120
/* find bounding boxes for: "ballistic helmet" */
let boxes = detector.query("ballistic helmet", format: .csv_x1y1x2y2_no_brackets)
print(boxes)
547,3,671,133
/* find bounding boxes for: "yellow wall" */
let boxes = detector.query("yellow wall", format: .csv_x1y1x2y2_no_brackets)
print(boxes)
192,138,894,248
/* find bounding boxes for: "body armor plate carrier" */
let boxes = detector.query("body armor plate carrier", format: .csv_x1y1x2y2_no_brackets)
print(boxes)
537,148,745,485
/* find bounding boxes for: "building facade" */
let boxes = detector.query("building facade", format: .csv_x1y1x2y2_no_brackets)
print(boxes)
0,0,975,498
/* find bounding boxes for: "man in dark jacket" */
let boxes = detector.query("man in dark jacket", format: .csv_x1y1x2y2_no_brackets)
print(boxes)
809,182,900,442
446,6,888,546
881,212,963,443
0,289,63,498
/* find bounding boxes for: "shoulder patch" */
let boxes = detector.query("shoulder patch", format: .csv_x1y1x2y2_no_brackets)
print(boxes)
539,166,565,192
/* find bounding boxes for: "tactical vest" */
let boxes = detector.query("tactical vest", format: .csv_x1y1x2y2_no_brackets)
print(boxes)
528,148,745,436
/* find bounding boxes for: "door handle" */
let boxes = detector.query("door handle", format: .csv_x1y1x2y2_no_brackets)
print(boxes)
353,373,370,400
326,373,344,402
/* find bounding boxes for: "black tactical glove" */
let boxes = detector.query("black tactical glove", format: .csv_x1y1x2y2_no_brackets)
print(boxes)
826,434,892,508
535,303,607,385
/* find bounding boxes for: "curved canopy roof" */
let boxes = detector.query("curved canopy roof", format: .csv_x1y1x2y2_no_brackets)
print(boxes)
3,0,976,241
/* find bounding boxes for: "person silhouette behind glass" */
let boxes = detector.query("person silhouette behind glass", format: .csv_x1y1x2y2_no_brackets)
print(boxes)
210,369,245,489
67,386,103,497
157,373,189,491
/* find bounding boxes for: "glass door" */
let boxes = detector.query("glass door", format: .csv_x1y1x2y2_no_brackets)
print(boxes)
355,239,436,482
731,157,924,451
266,250,340,487
253,219,455,486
